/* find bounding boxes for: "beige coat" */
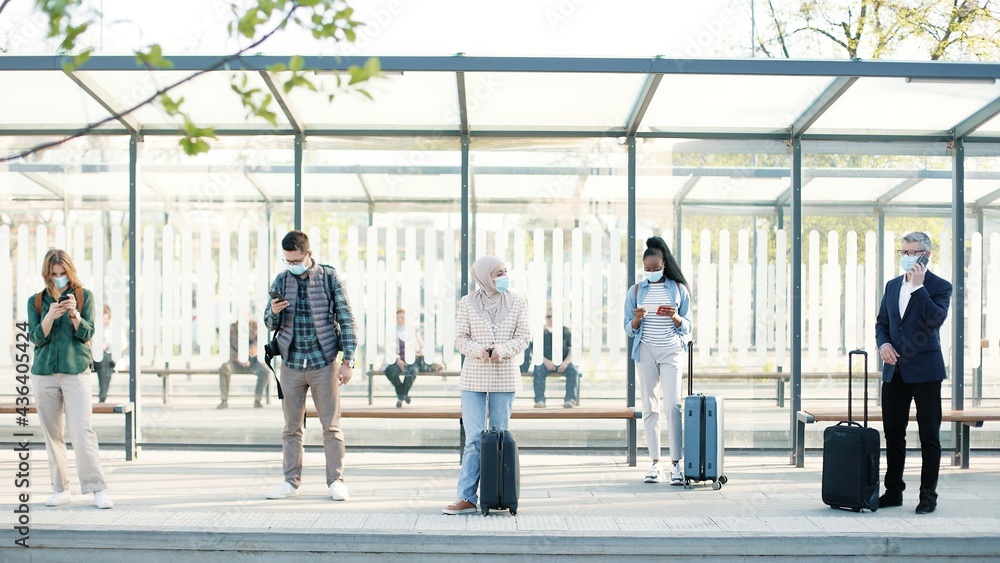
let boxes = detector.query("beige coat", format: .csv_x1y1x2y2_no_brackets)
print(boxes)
455,292,530,392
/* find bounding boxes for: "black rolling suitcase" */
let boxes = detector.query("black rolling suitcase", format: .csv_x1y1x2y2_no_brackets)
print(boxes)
479,392,520,516
821,349,880,512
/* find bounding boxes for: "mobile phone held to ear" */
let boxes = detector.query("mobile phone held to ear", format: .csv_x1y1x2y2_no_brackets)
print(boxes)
269,291,286,302
915,253,929,268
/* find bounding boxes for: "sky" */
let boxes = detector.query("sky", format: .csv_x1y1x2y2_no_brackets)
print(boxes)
1,0,757,59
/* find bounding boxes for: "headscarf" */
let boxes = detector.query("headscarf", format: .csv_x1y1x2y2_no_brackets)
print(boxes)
470,255,512,325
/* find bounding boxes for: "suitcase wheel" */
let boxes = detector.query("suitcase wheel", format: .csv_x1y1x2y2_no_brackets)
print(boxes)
718,475,728,485
830,505,840,510
482,507,490,517
851,507,861,513
510,508,517,516
711,481,722,491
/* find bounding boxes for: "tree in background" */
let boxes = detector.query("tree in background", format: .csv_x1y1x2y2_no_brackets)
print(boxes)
0,0,379,161
750,0,1000,60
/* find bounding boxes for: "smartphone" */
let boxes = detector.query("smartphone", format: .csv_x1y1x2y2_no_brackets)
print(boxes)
915,253,929,268
657,305,673,316
58,294,71,303
269,291,286,302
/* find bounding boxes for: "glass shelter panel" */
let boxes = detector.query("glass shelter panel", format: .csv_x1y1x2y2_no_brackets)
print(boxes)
1,136,133,448
470,137,629,447
300,138,462,445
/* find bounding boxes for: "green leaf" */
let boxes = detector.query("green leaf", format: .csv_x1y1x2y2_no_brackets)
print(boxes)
159,94,185,117
135,44,173,69
289,55,304,72
179,137,211,156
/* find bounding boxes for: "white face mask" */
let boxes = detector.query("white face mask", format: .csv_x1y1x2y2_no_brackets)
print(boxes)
644,270,663,283
52,275,69,289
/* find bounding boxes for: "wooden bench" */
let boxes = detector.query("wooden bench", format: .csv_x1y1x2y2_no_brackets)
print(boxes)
305,405,642,465
793,407,1000,469
119,367,271,405
366,369,568,405
0,402,137,461
365,368,854,407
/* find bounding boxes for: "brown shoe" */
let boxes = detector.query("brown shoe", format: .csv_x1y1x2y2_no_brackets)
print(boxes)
442,499,477,515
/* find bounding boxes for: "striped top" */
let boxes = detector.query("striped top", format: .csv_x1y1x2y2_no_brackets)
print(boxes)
639,283,679,349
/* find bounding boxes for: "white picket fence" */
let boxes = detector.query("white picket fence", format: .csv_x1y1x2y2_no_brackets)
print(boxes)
2,223,997,379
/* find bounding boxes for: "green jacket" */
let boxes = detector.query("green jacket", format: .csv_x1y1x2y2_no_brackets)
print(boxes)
27,288,95,376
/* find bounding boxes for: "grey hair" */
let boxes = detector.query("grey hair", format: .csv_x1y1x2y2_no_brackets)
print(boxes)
902,231,932,251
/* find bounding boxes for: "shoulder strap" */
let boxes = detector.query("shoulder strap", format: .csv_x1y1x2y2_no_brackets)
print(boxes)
34,292,43,315
75,287,84,310
320,264,336,315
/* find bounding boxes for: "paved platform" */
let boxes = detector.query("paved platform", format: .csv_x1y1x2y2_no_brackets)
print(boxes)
1,449,998,561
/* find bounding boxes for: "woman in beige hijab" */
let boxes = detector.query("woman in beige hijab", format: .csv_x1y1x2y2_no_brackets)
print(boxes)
443,255,530,515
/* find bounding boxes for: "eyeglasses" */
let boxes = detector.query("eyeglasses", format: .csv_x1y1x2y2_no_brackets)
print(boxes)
545,315,552,318
896,249,926,257
282,256,309,266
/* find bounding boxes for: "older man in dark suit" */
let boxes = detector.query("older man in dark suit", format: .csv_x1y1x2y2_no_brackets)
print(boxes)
875,231,952,515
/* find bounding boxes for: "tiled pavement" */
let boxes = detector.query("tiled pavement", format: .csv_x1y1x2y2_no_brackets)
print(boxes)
1,449,998,560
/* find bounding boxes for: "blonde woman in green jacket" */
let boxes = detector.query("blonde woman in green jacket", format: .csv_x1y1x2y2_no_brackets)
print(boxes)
27,249,113,509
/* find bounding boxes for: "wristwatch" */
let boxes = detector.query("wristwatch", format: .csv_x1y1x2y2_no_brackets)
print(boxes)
342,358,355,368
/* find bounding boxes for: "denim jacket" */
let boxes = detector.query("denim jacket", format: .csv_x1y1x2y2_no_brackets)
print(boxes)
623,278,692,362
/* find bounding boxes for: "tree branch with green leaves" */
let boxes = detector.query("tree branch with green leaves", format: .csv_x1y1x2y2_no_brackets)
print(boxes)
2,0,380,163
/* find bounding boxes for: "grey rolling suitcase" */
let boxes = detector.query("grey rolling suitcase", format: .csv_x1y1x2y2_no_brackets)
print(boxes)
682,341,728,490
821,349,880,512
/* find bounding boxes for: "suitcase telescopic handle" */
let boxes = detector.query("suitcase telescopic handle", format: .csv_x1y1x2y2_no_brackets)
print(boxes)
848,349,869,426
687,340,694,396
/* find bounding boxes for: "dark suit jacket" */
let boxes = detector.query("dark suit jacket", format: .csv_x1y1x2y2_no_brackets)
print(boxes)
875,270,952,384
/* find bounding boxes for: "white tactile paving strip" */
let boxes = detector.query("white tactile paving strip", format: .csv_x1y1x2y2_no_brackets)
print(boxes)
308,513,369,529
10,510,1000,538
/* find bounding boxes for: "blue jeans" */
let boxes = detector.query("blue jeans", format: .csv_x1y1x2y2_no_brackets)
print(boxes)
532,363,579,404
457,390,515,505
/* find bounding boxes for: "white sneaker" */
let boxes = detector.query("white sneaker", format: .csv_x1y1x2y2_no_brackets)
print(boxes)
669,463,685,486
266,481,298,499
93,490,114,509
644,463,662,484
45,490,72,507
329,480,349,501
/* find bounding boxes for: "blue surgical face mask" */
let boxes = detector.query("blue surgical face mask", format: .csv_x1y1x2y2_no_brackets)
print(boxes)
899,255,919,273
644,270,663,283
52,275,69,289
288,259,309,276
494,275,510,293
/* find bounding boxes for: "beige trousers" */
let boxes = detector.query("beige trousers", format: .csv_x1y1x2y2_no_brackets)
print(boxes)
31,372,108,494
280,363,345,487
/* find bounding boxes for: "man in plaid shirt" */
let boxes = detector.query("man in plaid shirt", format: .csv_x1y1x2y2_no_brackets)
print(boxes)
263,230,358,502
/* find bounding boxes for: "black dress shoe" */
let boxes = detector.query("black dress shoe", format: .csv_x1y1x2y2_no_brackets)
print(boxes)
878,493,903,508
915,499,936,514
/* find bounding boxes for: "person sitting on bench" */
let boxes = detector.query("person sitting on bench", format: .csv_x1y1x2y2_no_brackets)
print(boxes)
521,303,579,409
218,317,269,409
385,308,438,407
